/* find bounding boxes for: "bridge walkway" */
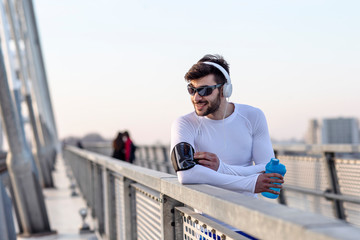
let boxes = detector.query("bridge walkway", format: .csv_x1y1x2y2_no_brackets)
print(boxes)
18,156,97,240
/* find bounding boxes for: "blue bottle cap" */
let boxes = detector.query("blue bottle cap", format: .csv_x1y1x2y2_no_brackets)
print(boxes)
271,158,279,165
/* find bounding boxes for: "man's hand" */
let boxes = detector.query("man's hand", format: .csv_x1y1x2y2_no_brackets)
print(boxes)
254,173,284,194
194,152,220,171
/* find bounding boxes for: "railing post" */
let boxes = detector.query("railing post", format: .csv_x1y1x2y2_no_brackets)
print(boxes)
152,146,161,171
85,158,92,206
123,178,137,240
76,155,83,196
139,146,145,167
161,194,183,240
94,164,104,234
90,162,96,218
134,146,142,166
274,150,287,205
162,146,172,174
324,151,346,220
103,169,116,240
144,147,150,169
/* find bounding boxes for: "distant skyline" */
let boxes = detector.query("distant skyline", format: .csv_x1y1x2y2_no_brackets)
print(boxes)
32,0,360,145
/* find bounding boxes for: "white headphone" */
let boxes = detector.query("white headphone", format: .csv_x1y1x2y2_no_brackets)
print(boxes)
203,61,233,98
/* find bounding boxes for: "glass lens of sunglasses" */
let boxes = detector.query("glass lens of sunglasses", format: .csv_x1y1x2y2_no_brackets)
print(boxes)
187,87,195,95
188,86,213,96
198,88,209,96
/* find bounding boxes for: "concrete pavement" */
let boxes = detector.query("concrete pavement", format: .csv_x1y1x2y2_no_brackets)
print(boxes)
18,156,98,240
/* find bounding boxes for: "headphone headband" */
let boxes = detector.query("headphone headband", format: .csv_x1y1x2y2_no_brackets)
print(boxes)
203,62,231,85
203,61,232,97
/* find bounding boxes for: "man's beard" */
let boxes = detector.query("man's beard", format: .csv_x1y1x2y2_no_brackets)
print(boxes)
193,92,221,117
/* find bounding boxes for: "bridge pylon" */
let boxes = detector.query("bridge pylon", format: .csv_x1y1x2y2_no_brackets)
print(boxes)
0,46,52,235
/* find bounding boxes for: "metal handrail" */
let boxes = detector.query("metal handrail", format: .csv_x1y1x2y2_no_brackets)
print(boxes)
273,144,360,154
284,185,360,204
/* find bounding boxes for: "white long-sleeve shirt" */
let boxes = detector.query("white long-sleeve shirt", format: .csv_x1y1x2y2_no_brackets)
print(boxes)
170,103,274,197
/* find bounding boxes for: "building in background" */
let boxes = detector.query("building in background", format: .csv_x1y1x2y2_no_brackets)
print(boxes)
306,117,360,144
322,118,359,144
305,119,320,144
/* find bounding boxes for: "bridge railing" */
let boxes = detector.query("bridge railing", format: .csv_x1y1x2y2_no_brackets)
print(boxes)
273,144,360,227
82,142,175,174
82,142,360,228
64,145,360,240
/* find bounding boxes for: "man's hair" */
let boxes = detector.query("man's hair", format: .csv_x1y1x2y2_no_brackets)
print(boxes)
184,54,230,85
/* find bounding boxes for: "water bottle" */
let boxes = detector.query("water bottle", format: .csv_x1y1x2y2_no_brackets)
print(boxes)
261,158,286,199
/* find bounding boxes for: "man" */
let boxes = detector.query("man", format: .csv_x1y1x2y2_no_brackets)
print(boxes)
170,54,283,198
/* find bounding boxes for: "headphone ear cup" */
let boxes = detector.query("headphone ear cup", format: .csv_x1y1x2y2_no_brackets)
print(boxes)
223,83,233,98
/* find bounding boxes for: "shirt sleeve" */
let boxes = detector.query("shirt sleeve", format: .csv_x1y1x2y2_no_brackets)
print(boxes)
177,165,260,193
217,108,273,176
217,161,266,176
251,108,274,164
170,116,196,151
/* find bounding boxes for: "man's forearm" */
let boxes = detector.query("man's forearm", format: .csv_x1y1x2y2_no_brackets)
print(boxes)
217,161,266,176
177,164,260,193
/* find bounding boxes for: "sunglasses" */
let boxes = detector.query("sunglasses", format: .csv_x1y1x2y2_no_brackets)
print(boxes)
187,83,224,97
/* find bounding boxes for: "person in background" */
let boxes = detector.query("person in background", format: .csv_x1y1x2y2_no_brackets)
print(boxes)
76,140,84,149
112,132,125,160
123,131,136,163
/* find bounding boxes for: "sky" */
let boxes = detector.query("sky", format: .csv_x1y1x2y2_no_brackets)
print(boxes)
32,0,360,145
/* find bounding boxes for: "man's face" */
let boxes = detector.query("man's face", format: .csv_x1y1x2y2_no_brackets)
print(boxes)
189,74,222,117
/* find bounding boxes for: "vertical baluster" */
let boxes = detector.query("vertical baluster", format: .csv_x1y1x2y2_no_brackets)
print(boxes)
324,152,346,220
